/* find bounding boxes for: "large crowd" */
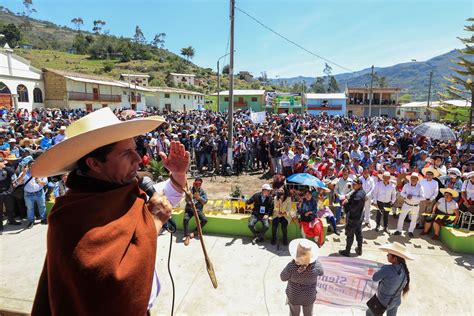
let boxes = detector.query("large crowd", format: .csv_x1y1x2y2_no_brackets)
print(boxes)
0,107,473,239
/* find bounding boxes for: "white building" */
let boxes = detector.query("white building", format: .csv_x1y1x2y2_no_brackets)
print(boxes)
166,73,195,86
119,74,150,87
145,87,204,112
43,69,148,111
397,100,470,121
0,44,45,111
305,93,347,116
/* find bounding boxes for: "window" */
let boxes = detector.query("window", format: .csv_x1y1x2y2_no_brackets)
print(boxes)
17,85,28,102
251,97,258,102
33,88,43,103
194,95,196,100
123,91,127,95
224,97,229,102
102,104,108,108
165,93,170,98
179,95,181,99
188,95,190,99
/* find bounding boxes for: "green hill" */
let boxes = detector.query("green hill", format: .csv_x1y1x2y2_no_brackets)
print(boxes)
0,5,255,93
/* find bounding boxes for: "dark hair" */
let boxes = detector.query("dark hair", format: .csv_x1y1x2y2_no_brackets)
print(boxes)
194,177,203,183
396,256,410,296
77,142,117,174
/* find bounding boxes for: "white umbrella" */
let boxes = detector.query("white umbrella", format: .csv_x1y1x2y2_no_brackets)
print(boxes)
412,122,456,141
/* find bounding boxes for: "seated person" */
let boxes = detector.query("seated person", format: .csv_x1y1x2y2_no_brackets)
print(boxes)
272,188,296,246
316,187,339,235
421,188,460,240
246,184,274,243
297,189,324,247
183,178,208,246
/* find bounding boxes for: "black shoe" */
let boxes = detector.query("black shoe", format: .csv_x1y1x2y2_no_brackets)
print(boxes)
408,232,414,238
282,239,288,246
271,238,276,245
27,222,34,229
383,228,390,234
339,250,350,257
374,226,380,232
7,220,22,226
356,247,362,256
257,236,264,243
393,214,399,219
251,236,258,244
393,231,401,236
41,219,48,225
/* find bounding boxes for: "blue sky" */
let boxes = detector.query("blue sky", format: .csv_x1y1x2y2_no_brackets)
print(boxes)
2,0,472,78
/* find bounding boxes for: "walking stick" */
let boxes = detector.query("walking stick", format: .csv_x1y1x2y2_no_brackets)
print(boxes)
183,184,218,289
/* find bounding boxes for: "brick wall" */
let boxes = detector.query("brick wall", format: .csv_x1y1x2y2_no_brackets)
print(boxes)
43,71,66,101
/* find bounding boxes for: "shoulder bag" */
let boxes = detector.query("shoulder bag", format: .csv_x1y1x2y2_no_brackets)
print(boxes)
366,267,405,316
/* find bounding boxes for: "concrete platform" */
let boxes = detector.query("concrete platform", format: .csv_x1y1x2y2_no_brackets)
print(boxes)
1,219,473,315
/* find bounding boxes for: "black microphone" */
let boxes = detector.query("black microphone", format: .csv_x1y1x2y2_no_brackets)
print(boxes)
138,176,177,233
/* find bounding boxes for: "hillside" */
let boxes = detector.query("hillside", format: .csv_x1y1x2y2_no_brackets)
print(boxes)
271,50,472,101
0,6,254,93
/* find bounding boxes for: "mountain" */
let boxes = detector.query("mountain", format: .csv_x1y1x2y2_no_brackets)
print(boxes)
270,50,471,101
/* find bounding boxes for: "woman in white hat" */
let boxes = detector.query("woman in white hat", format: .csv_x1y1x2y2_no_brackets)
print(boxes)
367,242,412,316
281,238,324,316
421,188,460,240
441,168,463,195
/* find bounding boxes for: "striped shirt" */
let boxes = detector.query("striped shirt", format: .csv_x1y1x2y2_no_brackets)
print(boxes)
280,260,324,305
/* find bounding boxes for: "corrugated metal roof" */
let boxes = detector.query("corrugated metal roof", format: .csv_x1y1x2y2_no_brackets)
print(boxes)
306,93,346,99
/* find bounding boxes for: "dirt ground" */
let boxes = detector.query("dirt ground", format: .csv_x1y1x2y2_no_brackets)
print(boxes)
188,170,273,200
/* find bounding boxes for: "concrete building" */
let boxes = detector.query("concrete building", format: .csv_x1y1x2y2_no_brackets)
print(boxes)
264,92,304,114
43,69,148,111
305,93,346,116
0,44,44,111
398,100,470,121
166,73,195,87
145,87,204,112
120,74,150,87
347,87,401,117
212,89,266,112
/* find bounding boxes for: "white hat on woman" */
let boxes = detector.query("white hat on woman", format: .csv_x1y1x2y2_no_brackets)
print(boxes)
379,242,414,260
289,238,319,266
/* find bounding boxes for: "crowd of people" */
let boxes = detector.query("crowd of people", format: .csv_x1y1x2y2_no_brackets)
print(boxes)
0,107,473,239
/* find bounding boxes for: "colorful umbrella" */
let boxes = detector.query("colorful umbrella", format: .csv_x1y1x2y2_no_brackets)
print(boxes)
287,173,327,188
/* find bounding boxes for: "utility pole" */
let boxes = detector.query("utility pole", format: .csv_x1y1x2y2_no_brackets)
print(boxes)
368,65,374,117
227,0,235,168
217,52,232,113
426,71,433,121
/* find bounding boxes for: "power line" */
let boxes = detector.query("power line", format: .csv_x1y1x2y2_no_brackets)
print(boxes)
235,6,355,73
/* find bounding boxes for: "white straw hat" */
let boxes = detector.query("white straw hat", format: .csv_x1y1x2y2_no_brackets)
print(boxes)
31,108,165,177
289,238,318,265
379,242,414,260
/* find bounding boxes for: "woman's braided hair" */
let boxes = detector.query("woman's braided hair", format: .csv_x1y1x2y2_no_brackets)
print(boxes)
397,256,410,296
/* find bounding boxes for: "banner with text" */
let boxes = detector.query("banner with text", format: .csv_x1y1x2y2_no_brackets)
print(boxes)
250,111,267,124
315,256,383,309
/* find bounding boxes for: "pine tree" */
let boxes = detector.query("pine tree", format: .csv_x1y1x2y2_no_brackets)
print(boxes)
328,76,340,92
440,18,473,131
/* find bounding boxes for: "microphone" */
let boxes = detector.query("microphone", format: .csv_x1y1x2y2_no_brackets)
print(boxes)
138,176,177,233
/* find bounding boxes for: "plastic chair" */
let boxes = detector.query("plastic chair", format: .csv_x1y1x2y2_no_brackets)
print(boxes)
459,210,474,231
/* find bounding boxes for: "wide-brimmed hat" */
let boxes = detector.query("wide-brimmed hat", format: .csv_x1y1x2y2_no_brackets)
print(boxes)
447,168,461,177
289,239,318,265
5,154,20,161
463,171,474,179
262,183,272,191
378,171,396,182
19,138,33,146
406,172,423,181
440,188,459,198
379,242,414,260
31,108,165,177
422,166,440,178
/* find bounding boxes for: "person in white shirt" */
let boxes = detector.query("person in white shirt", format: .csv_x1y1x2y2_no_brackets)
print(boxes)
418,167,440,227
421,188,459,240
394,173,425,238
361,168,375,227
460,171,474,213
373,171,397,233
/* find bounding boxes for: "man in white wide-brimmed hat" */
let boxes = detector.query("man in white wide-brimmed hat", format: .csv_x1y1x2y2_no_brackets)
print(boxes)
372,171,397,234
418,166,439,228
394,172,425,238
31,108,190,315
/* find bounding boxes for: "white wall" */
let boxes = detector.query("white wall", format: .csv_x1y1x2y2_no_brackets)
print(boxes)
145,91,204,112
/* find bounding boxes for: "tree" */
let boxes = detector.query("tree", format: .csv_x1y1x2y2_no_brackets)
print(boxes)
72,32,89,54
20,0,36,31
310,77,326,93
134,25,146,44
399,94,412,103
92,20,106,34
323,62,332,88
258,71,268,85
222,64,230,75
377,76,388,88
151,32,166,48
180,46,195,62
328,76,340,92
71,17,84,31
440,18,473,130
0,24,22,47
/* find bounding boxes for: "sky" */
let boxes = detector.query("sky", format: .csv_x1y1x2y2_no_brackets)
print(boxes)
2,0,473,78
